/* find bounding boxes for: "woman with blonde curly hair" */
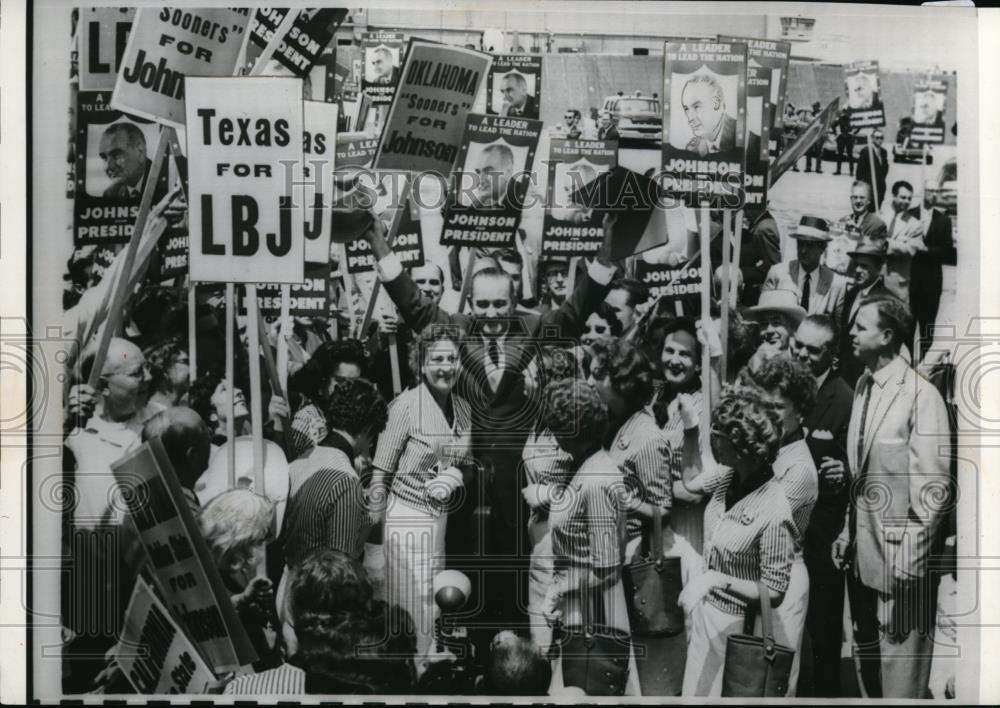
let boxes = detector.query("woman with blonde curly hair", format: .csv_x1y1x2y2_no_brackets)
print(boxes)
198,489,277,665
539,378,640,695
369,325,473,659
675,387,798,697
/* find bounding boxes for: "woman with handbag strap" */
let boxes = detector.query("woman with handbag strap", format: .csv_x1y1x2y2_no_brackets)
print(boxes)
675,387,798,697
538,379,639,696
587,339,694,695
742,356,820,696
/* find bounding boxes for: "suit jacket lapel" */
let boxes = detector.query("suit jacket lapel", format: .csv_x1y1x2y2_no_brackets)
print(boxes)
816,266,832,297
789,260,799,287
861,366,905,468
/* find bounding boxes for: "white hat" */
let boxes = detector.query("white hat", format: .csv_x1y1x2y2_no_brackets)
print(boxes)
746,289,807,326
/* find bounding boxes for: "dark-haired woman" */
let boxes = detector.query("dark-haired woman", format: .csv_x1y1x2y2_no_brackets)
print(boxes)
742,356,820,696
369,327,472,659
540,379,639,695
588,339,691,695
677,387,797,697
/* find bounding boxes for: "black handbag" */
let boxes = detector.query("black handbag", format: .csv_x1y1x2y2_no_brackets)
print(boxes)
550,585,631,696
623,509,684,636
721,581,795,697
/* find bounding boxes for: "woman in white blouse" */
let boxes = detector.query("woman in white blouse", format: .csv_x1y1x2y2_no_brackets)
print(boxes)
369,327,472,658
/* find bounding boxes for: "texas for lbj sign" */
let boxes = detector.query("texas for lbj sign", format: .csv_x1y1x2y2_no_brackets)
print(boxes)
186,77,305,283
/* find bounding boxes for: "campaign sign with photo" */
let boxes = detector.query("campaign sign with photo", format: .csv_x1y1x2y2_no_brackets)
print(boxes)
248,8,347,77
78,7,135,91
636,261,703,316
373,40,492,175
910,78,947,144
160,230,189,279
345,174,424,275
844,60,886,130
74,91,168,245
240,261,332,317
542,138,617,257
361,31,405,105
441,113,542,248
661,41,748,209
487,55,542,119
720,35,790,138
302,101,338,265
112,438,257,674
111,7,250,129
185,77,305,284
742,64,772,214
115,578,215,695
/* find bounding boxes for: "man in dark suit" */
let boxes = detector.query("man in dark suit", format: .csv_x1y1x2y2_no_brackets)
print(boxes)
596,110,620,141
499,71,538,119
361,211,617,647
908,186,956,359
730,206,783,307
854,129,889,211
791,313,854,697
838,235,892,388
837,181,888,243
369,46,400,85
681,73,738,155
99,122,169,202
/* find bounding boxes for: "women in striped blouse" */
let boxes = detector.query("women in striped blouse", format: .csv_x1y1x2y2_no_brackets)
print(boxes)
648,318,722,556
520,346,585,650
743,356,820,696
677,387,797,697
540,379,640,696
589,339,692,695
369,327,472,659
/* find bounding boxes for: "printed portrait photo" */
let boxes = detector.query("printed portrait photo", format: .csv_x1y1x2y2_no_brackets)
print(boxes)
669,68,739,155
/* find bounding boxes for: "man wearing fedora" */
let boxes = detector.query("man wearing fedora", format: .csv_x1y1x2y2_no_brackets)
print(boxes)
744,288,808,371
763,216,849,324
838,235,893,388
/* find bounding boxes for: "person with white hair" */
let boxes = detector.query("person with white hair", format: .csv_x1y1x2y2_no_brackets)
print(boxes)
681,73,737,156
369,45,399,85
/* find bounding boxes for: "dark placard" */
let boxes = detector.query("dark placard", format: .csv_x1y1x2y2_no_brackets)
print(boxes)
74,90,167,245
248,8,347,77
661,41,748,209
441,113,542,248
542,138,617,256
844,60,886,130
160,230,189,280
239,261,332,317
743,64,772,214
910,78,947,145
361,30,405,105
487,54,542,119
345,198,424,274
637,261,703,316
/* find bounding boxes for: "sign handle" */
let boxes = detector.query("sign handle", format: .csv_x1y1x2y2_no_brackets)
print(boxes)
85,128,170,390
867,132,880,210
719,210,732,384
245,285,266,501
457,251,476,315
277,285,291,393
225,283,237,490
698,203,712,453
389,334,402,395
188,280,198,383
256,306,293,453
731,209,744,311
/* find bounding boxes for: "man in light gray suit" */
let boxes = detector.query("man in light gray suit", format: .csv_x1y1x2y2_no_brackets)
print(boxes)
833,296,951,698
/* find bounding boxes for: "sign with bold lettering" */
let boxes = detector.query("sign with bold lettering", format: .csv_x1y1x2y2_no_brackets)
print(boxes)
74,91,168,245
542,138,617,256
247,8,347,78
636,261,703,316
78,7,135,91
301,101,338,264
487,54,542,119
361,31,406,104
115,577,215,695
240,261,332,317
112,8,250,129
186,77,305,283
111,438,257,673
661,41,748,209
441,113,542,248
373,40,492,174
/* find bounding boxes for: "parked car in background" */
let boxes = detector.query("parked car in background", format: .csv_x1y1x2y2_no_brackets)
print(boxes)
925,157,957,214
892,117,934,164
601,91,662,142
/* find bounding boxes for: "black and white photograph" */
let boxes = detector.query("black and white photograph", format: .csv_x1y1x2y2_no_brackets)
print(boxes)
6,1,999,704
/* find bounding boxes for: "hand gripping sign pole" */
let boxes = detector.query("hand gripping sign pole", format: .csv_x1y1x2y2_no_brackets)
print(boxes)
85,128,170,391
719,210,732,384
699,202,712,451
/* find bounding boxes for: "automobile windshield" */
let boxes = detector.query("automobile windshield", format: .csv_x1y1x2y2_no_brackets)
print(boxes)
617,98,659,114
940,161,956,182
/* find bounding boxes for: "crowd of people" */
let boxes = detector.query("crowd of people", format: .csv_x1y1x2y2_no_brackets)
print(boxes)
59,97,958,697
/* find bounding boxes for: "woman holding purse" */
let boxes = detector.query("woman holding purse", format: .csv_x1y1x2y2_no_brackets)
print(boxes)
676,387,797,697
540,379,639,696
369,327,472,658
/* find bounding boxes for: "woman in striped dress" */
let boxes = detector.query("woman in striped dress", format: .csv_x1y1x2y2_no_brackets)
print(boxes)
539,379,639,696
520,346,584,650
369,327,472,659
588,339,694,695
743,356,819,696
676,387,797,697
649,318,722,556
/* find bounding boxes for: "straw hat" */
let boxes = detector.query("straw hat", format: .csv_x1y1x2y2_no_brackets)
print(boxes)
746,289,807,325
792,215,831,242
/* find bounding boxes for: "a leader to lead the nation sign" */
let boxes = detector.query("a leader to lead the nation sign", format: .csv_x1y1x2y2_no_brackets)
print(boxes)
680,72,737,157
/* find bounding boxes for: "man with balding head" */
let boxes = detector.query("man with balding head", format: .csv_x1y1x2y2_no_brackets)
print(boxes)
142,406,212,513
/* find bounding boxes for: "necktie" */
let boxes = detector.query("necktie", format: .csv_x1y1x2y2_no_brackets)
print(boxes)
698,139,710,157
488,338,500,368
855,376,874,471
800,271,811,310
890,212,898,237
